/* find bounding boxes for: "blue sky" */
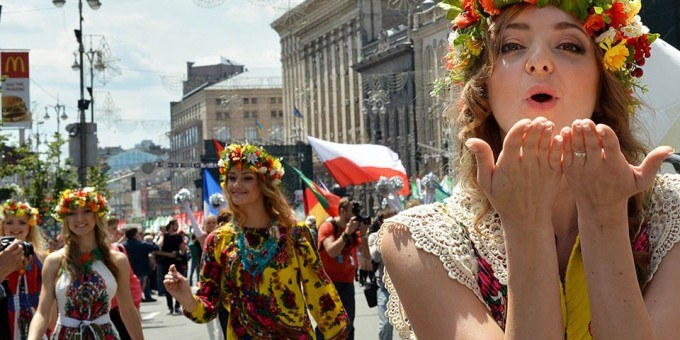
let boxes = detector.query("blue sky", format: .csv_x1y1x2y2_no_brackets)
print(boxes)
0,0,296,149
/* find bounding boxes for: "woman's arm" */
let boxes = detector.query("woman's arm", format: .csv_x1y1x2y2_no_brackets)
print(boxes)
27,251,61,340
296,232,350,339
467,118,565,339
112,252,144,339
563,121,672,338
380,224,504,339
165,232,225,323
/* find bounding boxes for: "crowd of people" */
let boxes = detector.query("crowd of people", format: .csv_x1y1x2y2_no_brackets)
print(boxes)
3,1,680,339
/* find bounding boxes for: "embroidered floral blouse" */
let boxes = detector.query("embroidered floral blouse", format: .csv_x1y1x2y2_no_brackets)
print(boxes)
185,223,350,339
377,174,680,339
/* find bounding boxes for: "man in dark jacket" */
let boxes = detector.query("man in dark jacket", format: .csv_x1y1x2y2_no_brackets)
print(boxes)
122,226,160,302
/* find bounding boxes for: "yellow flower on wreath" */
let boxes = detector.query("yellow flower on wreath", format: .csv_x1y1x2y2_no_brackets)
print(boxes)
601,39,630,72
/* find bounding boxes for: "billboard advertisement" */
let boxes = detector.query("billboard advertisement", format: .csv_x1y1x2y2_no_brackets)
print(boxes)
1,51,31,129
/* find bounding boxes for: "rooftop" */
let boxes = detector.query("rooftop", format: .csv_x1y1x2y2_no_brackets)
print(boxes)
207,68,282,90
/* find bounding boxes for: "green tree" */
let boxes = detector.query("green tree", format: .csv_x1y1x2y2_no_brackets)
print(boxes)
87,160,111,198
19,133,78,217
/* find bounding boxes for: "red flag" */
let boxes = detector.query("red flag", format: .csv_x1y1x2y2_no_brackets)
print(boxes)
307,136,409,195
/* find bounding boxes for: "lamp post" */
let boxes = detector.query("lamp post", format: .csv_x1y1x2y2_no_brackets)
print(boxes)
52,0,102,186
43,103,68,164
71,36,106,123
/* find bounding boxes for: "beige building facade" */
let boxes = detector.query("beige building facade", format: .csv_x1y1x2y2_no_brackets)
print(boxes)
168,66,283,196
272,0,368,146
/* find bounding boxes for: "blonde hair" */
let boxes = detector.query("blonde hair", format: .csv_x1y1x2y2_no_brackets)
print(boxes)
0,216,47,255
449,4,650,281
60,214,119,281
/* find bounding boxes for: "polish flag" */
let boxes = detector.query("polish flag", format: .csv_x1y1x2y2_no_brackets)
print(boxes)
307,136,410,195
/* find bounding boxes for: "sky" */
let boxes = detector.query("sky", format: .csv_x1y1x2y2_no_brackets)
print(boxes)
0,0,299,149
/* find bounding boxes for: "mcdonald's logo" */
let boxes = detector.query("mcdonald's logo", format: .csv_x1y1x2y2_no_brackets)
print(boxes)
1,52,29,78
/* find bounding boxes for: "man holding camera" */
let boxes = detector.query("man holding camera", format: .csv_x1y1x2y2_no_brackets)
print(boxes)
317,197,370,340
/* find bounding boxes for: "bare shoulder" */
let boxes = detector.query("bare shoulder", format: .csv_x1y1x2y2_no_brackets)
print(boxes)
110,249,129,265
42,250,64,279
380,221,503,338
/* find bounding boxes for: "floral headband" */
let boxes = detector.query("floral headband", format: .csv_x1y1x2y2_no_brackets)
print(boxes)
433,0,658,95
218,143,285,185
1,199,39,227
54,187,109,222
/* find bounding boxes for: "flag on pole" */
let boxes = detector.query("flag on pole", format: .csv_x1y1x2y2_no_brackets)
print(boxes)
255,120,264,136
306,136,410,195
289,165,339,223
202,169,223,216
212,138,224,155
293,106,303,119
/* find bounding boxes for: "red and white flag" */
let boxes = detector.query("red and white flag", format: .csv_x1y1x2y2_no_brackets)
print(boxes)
307,136,410,195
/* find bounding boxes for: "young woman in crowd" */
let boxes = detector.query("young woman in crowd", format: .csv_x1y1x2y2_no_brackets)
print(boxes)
379,0,680,338
0,199,49,339
28,188,143,339
163,143,350,339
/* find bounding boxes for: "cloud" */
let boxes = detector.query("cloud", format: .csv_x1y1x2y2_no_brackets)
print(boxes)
0,0,290,149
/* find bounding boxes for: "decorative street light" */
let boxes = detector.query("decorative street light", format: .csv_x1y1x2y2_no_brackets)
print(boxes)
43,102,68,136
43,102,68,164
52,0,102,186
71,35,106,123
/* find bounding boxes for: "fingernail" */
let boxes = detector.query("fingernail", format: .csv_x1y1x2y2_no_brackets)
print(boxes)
465,140,477,153
583,124,592,132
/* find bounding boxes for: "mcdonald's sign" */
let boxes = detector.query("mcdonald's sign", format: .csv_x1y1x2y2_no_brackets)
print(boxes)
1,52,29,78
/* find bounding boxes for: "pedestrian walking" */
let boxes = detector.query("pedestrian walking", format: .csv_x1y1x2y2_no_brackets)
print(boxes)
163,143,350,339
28,187,143,339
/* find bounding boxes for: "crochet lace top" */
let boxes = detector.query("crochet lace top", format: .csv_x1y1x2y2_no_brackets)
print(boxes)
376,173,680,339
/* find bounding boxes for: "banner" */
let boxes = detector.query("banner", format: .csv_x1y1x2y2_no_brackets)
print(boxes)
1,51,31,129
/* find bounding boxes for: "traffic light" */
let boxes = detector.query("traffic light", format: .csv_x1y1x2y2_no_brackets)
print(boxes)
131,176,136,191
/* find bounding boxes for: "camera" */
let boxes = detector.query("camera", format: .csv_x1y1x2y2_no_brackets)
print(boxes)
0,236,34,257
351,202,371,225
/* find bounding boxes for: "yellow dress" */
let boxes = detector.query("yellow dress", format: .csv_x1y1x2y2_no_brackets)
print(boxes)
185,223,350,339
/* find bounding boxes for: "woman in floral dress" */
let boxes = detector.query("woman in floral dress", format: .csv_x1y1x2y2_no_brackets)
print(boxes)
0,199,48,339
164,143,350,339
28,188,143,340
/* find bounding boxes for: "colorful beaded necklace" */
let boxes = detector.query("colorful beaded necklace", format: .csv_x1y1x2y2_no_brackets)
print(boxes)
235,220,282,281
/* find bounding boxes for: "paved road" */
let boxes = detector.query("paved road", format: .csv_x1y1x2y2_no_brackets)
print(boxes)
139,282,398,339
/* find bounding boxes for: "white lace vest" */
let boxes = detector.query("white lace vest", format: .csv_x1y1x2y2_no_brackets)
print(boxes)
376,173,680,339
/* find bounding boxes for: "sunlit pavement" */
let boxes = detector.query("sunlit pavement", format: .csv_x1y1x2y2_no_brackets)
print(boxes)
139,282,397,339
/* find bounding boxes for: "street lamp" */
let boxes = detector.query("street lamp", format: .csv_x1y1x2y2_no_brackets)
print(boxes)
52,0,102,186
43,103,68,164
43,103,68,135
71,36,106,123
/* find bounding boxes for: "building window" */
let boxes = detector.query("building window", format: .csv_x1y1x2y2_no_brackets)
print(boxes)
278,110,283,117
215,127,231,141
245,126,258,140
251,98,258,104
244,111,250,118
278,97,283,104
243,98,250,105
270,110,277,118
250,111,258,118
270,97,277,104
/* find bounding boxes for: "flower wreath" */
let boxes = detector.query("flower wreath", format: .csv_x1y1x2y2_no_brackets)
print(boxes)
54,187,109,222
217,143,285,185
1,199,40,227
433,0,658,95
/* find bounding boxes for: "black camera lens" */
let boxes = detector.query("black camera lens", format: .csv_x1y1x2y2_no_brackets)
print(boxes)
0,236,35,257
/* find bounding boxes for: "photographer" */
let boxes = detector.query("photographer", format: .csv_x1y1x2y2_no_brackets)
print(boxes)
317,197,370,340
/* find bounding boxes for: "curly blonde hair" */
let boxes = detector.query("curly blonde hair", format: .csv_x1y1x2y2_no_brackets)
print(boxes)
448,4,650,282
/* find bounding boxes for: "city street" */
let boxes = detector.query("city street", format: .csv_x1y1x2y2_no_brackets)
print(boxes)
139,282,397,339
